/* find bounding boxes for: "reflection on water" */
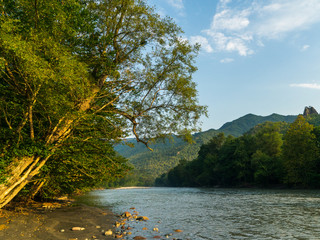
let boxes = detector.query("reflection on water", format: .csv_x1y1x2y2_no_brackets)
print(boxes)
77,188,320,239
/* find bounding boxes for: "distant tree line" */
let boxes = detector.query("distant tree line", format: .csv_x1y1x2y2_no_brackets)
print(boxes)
156,115,320,188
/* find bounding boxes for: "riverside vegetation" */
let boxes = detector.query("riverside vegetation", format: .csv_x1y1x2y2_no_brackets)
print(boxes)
0,0,206,208
114,113,297,186
156,112,320,188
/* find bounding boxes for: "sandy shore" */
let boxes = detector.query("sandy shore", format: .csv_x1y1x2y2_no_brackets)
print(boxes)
113,186,151,190
0,202,116,240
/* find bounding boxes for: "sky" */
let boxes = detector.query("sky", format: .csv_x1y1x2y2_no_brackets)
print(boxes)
147,0,320,131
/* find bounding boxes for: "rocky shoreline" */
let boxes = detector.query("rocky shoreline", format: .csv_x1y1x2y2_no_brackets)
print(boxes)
0,199,185,240
0,201,116,240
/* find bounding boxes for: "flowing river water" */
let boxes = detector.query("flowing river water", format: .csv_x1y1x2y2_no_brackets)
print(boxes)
77,187,320,239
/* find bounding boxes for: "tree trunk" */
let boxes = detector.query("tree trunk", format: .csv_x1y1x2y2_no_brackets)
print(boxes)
28,179,46,200
0,156,45,208
0,88,100,209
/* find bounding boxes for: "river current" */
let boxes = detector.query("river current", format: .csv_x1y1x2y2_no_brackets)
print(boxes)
77,187,320,239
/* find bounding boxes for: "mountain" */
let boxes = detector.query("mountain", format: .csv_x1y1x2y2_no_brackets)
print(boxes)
219,113,297,137
114,112,298,185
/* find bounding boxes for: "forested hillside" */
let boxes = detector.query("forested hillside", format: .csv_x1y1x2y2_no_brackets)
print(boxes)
156,114,320,188
115,113,297,185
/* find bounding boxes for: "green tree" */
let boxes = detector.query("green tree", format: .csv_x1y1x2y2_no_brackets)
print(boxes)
195,133,226,186
0,0,206,207
251,122,284,185
282,115,319,186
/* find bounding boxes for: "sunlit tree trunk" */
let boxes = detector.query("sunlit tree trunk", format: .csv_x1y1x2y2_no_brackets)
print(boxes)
0,92,98,208
0,156,44,208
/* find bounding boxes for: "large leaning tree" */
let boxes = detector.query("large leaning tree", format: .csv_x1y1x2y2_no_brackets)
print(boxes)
0,0,206,208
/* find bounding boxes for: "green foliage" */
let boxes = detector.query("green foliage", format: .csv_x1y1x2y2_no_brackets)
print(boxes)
156,116,320,188
116,114,297,185
32,114,131,198
282,115,320,186
219,113,296,137
0,0,206,201
250,122,284,185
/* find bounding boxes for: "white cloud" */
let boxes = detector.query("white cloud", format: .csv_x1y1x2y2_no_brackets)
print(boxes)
220,58,234,63
205,31,253,56
256,1,320,39
166,0,184,10
301,45,310,51
290,83,320,90
200,0,320,56
212,9,250,31
190,36,213,53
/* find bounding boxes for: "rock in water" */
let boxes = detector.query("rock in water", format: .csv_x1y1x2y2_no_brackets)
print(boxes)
136,216,149,221
121,211,132,218
133,236,147,240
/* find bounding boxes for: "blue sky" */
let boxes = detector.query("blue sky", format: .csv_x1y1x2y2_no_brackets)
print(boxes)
147,0,320,131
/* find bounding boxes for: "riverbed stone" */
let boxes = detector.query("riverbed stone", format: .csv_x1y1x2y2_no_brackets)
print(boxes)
121,211,132,218
136,216,149,221
104,229,113,235
133,236,147,240
71,227,85,231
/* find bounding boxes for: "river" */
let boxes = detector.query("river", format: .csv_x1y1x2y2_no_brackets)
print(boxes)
77,187,320,239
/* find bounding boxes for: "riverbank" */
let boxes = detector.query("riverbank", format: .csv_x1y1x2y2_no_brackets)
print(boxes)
0,201,116,240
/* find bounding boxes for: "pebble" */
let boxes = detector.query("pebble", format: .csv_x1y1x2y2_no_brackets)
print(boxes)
136,216,149,221
96,225,101,228
133,236,147,240
121,211,132,218
59,229,65,232
71,227,85,231
104,230,113,236
174,229,183,233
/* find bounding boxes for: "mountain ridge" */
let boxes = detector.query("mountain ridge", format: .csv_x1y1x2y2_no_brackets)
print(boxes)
114,112,299,185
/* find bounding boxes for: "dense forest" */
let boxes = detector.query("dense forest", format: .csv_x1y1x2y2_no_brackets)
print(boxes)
0,0,206,207
115,113,297,186
156,114,320,188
